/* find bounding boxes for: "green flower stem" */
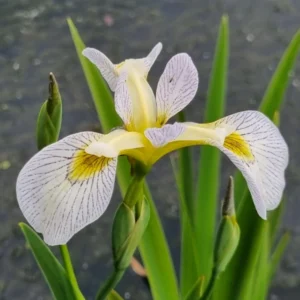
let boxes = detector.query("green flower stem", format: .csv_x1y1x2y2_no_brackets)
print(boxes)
123,175,145,208
123,162,149,208
96,269,125,300
200,268,218,300
59,244,85,300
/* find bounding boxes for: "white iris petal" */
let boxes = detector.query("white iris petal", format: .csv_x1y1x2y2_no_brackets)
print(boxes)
144,123,186,147
211,111,288,219
16,132,117,246
82,48,117,91
156,53,199,124
82,42,162,92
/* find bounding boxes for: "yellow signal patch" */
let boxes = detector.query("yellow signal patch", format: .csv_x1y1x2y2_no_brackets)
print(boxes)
68,150,110,181
224,132,254,160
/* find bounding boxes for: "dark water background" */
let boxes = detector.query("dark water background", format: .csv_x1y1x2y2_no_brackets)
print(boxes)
1,0,300,299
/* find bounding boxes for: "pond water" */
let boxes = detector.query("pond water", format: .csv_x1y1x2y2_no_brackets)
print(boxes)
1,0,300,299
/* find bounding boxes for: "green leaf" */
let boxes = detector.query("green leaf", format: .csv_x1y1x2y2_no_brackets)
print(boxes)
268,200,285,245
177,111,195,218
195,15,229,280
235,220,269,300
19,223,76,300
67,19,179,300
67,18,122,133
107,290,124,300
259,30,300,117
184,276,205,300
175,111,200,296
268,231,290,282
249,222,270,300
139,186,179,300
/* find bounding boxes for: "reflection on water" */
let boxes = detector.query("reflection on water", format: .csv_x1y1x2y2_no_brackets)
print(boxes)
1,0,300,299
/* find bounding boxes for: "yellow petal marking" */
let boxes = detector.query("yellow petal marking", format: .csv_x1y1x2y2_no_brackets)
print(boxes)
223,132,254,161
68,150,112,181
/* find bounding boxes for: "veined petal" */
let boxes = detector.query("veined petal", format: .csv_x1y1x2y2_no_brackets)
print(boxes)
83,43,162,93
86,129,145,158
114,72,133,127
156,53,199,125
82,48,117,91
16,131,122,246
144,123,185,147
117,43,163,77
115,71,157,132
141,42,163,75
144,122,226,164
208,111,289,219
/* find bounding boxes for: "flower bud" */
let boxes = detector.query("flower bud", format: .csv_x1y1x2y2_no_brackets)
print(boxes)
214,177,240,274
36,73,62,150
112,196,150,271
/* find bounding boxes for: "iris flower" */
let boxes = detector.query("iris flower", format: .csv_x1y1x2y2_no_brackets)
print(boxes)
16,43,288,246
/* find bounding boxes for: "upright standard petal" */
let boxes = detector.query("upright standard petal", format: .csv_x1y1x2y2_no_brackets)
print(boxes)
207,111,289,219
156,53,199,125
117,43,163,77
83,43,162,92
114,71,157,132
141,42,163,75
82,48,117,91
17,132,118,245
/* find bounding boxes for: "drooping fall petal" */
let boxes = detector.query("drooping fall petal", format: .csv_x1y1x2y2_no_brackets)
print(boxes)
16,130,145,245
207,111,288,219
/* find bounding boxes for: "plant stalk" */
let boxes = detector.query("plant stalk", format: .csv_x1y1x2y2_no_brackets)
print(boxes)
96,269,125,300
60,244,85,299
200,268,218,300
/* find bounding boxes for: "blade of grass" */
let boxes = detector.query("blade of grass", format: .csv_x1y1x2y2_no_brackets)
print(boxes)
236,220,269,300
184,276,205,300
177,111,195,218
268,231,291,281
260,30,300,116
19,223,78,300
268,200,285,245
250,223,270,300
140,186,179,300
67,19,122,132
195,15,229,280
107,290,124,300
67,19,179,300
176,111,200,296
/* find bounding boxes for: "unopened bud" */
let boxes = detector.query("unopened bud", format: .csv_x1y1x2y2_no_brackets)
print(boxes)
36,73,62,150
214,177,240,274
112,196,150,271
